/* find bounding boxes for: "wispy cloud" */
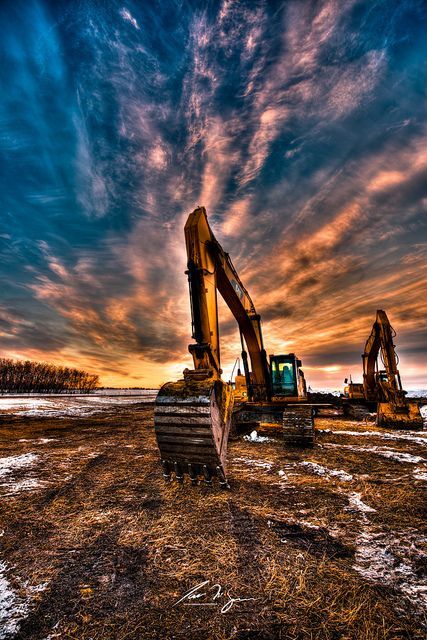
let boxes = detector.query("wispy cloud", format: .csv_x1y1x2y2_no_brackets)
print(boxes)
119,8,140,30
1,0,426,388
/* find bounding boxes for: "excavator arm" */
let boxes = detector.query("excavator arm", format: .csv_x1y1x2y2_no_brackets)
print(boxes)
184,207,271,399
363,310,405,404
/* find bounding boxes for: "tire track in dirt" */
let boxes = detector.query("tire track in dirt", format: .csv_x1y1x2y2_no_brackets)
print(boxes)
267,519,354,560
228,502,262,574
15,529,148,640
38,453,110,507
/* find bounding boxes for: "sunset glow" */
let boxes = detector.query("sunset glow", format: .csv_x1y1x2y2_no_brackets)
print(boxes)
1,1,426,389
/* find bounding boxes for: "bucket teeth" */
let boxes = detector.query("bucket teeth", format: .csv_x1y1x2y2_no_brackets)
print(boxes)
188,464,198,485
160,459,227,487
161,460,171,482
202,464,213,487
216,465,230,490
174,462,184,483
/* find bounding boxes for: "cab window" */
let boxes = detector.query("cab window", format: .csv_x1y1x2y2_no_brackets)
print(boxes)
271,358,296,395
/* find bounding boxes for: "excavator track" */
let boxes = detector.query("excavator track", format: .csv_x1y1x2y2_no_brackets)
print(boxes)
282,405,314,446
154,378,233,487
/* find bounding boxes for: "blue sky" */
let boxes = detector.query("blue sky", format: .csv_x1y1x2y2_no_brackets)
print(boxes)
1,0,426,388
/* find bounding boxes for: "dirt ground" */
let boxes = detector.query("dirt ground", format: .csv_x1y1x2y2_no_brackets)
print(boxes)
0,403,426,640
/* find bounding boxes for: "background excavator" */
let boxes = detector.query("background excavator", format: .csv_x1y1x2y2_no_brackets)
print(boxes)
342,310,423,428
154,207,313,486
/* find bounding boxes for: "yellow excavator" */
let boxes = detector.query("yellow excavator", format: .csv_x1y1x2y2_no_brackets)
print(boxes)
154,207,313,486
343,310,423,428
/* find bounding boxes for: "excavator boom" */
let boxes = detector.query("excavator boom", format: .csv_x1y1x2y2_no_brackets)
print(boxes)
184,208,271,399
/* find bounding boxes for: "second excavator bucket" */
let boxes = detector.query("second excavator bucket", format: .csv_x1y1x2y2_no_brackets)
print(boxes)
154,377,234,487
377,401,423,429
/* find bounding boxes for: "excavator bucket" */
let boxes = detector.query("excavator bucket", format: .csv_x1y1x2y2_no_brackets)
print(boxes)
377,401,423,429
154,378,233,487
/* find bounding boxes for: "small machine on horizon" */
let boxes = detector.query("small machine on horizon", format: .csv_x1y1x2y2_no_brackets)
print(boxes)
342,309,423,429
153,207,314,487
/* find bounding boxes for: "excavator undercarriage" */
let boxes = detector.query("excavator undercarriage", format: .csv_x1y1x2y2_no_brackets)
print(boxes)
234,402,314,446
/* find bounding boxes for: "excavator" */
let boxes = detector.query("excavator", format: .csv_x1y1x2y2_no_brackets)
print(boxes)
342,310,423,428
154,207,313,486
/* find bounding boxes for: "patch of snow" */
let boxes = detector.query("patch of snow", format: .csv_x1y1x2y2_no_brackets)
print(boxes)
346,492,376,513
353,525,427,609
324,429,427,446
119,7,140,29
298,520,320,530
233,456,273,470
309,388,341,396
0,394,155,418
20,406,100,418
0,453,44,496
243,430,272,443
300,461,353,482
276,469,295,489
378,450,426,464
2,478,46,496
324,443,426,464
355,530,404,579
0,560,49,639
413,467,427,481
18,438,57,445
0,398,50,410
26,582,49,594
0,561,28,639
0,453,38,478
407,390,427,398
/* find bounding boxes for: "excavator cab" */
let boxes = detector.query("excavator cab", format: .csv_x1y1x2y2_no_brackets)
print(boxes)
270,354,307,400
270,355,298,396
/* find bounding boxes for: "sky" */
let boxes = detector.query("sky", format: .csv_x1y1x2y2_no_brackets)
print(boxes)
1,0,426,390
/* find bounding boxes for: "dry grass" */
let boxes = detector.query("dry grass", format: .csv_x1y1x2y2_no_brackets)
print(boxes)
0,406,426,639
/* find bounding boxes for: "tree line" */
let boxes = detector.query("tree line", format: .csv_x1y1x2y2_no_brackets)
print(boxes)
0,358,99,393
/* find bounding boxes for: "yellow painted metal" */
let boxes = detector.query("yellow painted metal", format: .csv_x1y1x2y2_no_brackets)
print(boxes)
345,310,423,429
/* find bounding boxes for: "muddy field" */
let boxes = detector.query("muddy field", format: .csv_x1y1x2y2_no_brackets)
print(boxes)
0,400,426,640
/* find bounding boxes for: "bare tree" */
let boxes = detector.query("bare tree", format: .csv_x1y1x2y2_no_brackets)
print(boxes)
0,358,100,393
